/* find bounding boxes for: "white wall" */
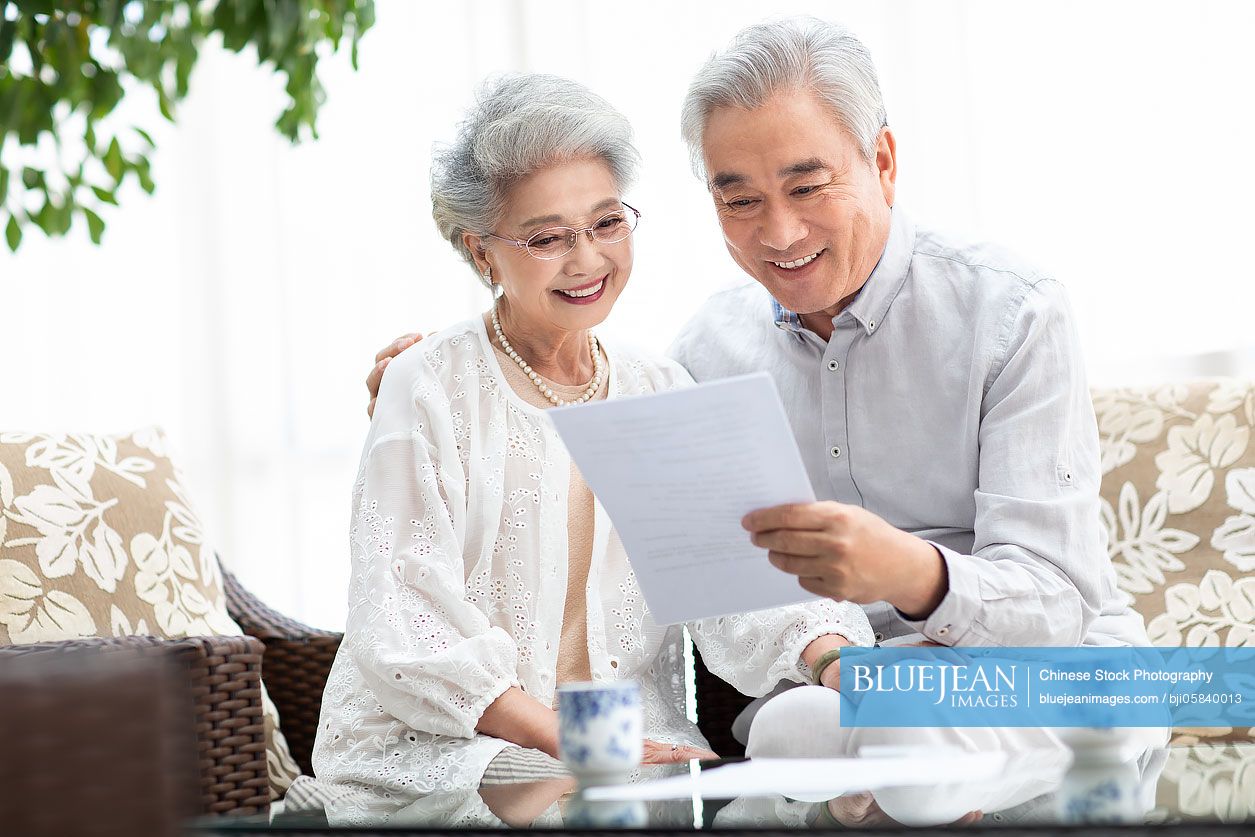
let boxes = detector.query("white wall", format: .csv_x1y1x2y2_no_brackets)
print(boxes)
2,0,1253,628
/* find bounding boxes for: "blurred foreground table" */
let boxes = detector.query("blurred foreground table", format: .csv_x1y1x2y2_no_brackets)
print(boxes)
191,737,1255,835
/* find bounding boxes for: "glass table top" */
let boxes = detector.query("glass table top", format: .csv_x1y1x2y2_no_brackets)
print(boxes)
192,736,1255,833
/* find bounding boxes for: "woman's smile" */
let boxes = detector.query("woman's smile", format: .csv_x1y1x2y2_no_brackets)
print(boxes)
553,275,608,304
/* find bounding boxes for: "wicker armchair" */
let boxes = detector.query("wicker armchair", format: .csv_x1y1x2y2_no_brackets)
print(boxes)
221,566,343,776
0,562,342,820
0,633,271,818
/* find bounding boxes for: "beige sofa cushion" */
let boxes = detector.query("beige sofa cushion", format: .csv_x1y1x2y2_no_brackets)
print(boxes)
1094,380,1255,742
0,428,301,797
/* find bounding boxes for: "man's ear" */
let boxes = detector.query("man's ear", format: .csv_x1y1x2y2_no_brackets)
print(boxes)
875,127,897,207
462,231,491,275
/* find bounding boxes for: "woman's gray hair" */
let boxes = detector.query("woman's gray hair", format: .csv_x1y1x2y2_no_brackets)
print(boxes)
680,16,887,179
432,74,640,287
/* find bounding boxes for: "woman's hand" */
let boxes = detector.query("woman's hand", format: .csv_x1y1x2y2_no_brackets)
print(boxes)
802,634,853,692
366,332,424,418
827,793,982,828
641,739,719,764
480,776,577,827
818,657,842,691
816,640,946,691
476,687,561,759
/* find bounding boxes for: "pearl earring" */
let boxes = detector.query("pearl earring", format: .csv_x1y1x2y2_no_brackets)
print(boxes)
485,267,504,299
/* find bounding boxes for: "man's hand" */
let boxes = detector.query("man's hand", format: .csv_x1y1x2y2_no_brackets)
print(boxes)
366,332,423,418
743,501,948,619
641,740,718,764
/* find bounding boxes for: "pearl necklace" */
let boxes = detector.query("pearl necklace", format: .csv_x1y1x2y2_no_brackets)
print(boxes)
492,304,604,406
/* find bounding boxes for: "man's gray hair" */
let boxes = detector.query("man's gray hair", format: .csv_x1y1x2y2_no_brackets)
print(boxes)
681,16,887,179
432,73,640,286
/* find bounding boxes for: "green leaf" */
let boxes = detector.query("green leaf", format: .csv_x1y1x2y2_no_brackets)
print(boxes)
87,69,124,121
134,156,154,194
153,82,174,122
32,202,53,235
104,137,123,182
5,214,20,252
358,2,377,33
90,185,118,205
83,207,104,244
0,17,15,64
54,199,72,235
0,0,374,248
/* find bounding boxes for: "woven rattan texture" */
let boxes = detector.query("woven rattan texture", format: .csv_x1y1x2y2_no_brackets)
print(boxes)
223,565,343,775
0,644,196,836
0,634,270,816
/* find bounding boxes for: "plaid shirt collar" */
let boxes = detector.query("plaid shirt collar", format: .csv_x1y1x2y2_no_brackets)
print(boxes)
770,207,915,339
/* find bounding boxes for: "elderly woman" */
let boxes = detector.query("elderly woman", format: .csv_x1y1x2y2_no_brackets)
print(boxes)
310,74,872,796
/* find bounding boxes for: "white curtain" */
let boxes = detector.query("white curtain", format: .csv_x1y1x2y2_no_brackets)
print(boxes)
2,0,1252,629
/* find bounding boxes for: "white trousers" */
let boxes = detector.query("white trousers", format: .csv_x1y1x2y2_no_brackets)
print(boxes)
744,685,1169,825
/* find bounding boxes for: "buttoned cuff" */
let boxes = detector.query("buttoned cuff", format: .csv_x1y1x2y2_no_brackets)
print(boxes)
895,541,980,646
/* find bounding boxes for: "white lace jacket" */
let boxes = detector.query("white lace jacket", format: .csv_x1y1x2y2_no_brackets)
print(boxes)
311,317,873,793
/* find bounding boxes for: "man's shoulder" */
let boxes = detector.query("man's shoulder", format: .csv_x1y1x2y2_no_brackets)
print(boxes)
602,337,694,393
911,223,1056,298
906,222,1076,339
691,279,776,317
668,281,779,380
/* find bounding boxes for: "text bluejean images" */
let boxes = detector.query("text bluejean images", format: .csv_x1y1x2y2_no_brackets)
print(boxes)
838,647,1255,727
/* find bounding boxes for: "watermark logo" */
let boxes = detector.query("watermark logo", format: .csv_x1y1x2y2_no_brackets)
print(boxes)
849,660,1019,708
839,647,1255,728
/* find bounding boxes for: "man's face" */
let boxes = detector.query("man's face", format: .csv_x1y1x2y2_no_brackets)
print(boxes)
700,89,897,322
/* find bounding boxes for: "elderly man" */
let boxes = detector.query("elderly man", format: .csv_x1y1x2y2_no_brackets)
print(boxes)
368,17,1147,661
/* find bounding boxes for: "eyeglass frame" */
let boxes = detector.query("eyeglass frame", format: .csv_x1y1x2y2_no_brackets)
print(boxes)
481,203,641,261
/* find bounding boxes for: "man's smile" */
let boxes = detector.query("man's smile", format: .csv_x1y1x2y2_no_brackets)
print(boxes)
770,249,825,270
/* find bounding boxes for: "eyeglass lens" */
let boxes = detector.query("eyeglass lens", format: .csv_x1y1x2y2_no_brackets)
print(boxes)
524,207,638,259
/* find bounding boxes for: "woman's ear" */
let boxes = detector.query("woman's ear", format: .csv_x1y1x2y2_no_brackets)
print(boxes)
462,231,491,275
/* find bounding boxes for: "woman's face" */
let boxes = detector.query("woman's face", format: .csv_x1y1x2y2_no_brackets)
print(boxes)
477,157,632,337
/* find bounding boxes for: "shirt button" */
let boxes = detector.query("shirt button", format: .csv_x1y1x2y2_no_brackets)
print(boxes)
874,632,884,642
868,320,876,331
937,626,950,636
827,359,840,372
830,446,842,459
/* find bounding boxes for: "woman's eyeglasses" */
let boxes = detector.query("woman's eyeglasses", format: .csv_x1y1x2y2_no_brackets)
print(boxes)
485,203,640,260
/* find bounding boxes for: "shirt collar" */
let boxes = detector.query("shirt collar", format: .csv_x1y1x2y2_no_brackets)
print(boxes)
772,206,915,338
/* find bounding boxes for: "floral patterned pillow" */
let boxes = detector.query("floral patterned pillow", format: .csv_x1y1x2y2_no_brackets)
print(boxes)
0,428,301,798
1095,379,1255,742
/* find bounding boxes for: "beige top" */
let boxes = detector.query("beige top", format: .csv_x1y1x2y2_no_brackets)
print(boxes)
485,314,607,688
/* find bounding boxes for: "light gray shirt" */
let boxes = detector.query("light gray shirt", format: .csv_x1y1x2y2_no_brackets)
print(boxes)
669,208,1147,647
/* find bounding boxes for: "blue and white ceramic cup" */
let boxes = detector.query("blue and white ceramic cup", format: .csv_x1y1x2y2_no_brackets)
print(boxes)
557,680,643,782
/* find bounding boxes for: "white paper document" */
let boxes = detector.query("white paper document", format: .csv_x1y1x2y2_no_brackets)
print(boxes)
582,752,1009,801
548,372,820,624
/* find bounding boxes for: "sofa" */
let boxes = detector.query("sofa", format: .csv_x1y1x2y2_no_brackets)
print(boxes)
1,378,1251,814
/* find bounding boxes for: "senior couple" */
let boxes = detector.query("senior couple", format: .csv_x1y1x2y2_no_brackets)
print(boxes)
309,16,1154,804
